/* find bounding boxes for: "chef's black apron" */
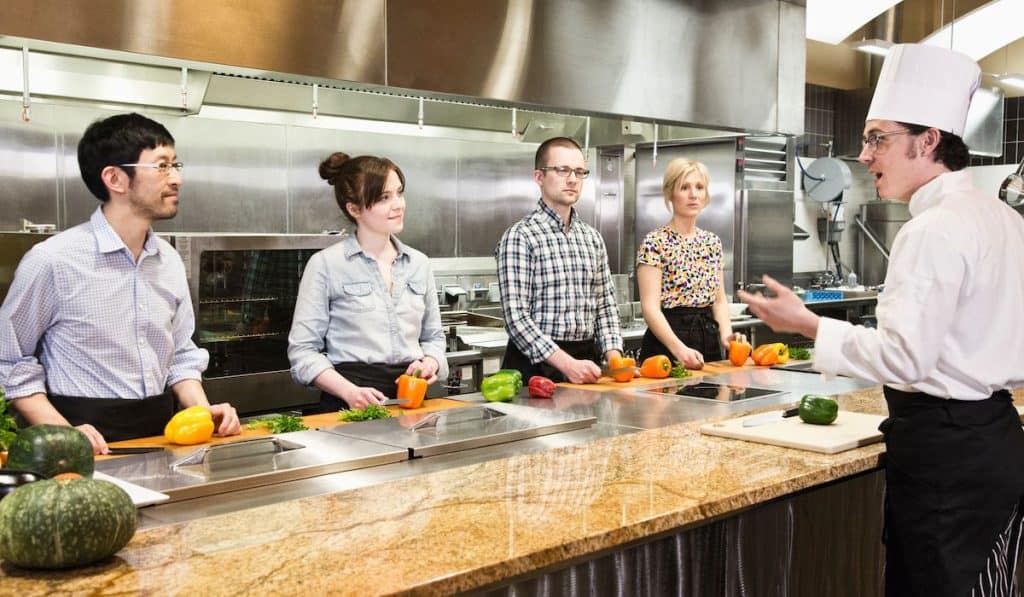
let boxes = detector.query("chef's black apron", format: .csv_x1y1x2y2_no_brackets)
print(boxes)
880,386,1024,597
48,392,175,442
311,362,411,413
639,305,723,362
502,338,599,384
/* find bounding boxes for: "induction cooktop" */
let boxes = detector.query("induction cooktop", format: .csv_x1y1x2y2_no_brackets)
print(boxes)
646,381,787,402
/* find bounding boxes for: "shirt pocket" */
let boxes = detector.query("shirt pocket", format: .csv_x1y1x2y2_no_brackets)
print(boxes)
339,281,377,313
401,280,427,318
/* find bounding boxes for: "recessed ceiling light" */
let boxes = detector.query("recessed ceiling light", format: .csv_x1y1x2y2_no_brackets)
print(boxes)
994,73,1024,90
921,0,1024,60
806,0,901,45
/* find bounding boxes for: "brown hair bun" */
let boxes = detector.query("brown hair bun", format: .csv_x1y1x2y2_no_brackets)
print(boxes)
318,152,351,185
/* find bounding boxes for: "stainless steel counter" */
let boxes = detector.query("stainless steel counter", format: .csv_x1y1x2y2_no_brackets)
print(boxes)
132,370,877,529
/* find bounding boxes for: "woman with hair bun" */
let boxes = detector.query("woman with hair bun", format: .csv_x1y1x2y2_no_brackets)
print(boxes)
288,152,448,411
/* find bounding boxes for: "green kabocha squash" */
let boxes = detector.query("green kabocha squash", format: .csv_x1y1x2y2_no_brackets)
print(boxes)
6,424,94,478
0,477,136,569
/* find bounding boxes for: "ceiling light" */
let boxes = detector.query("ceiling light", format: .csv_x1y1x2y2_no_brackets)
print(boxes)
921,0,1024,61
806,0,901,45
994,73,1024,90
850,39,894,56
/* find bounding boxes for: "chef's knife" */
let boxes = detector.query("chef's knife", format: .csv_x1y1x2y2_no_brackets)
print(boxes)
106,446,166,455
600,367,639,377
741,407,800,427
381,398,410,406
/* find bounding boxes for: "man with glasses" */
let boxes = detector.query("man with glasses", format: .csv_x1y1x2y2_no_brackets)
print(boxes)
0,113,241,453
741,44,1024,596
496,137,623,384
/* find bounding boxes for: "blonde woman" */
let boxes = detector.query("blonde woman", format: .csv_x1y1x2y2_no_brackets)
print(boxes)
636,158,744,369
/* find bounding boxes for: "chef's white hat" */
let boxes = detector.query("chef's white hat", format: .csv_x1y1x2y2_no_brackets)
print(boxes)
866,43,981,137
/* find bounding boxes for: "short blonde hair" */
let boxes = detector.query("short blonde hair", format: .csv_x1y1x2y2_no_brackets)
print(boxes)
662,158,710,211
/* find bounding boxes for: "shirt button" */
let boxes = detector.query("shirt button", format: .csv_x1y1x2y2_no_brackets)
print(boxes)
138,338,145,345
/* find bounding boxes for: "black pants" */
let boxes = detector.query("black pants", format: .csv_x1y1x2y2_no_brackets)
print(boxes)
311,362,411,413
880,386,1024,597
49,393,175,442
640,305,723,362
502,339,599,384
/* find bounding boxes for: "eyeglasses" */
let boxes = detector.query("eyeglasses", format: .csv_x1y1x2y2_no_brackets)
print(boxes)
538,165,590,179
861,130,911,152
118,162,184,175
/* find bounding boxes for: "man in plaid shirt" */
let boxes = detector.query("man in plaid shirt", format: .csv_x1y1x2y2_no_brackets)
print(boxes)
496,137,623,384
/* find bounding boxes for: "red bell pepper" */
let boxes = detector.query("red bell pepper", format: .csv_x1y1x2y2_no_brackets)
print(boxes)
527,375,556,399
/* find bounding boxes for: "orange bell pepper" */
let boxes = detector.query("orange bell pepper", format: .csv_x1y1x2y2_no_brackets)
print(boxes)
639,355,671,378
396,370,428,409
728,341,752,366
609,355,636,382
164,405,215,445
751,343,788,366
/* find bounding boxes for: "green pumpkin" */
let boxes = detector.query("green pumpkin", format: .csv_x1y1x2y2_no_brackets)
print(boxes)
0,478,136,569
6,424,94,478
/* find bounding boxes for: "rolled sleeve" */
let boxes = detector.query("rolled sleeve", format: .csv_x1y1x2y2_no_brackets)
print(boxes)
0,249,57,399
166,297,209,387
288,253,336,386
497,227,558,364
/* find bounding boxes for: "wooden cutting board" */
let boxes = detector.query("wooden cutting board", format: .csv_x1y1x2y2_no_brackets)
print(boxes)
700,410,886,454
557,360,745,392
100,398,472,459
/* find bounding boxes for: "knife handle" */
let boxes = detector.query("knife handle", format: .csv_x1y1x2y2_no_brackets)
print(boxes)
782,407,801,418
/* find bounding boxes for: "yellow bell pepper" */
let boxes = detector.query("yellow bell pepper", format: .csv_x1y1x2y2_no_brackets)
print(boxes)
164,405,215,445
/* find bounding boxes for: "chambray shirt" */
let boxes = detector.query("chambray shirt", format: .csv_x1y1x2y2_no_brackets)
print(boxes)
0,207,208,400
288,234,448,386
496,199,623,364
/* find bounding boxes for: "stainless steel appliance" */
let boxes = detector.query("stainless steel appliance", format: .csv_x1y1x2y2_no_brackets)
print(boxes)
0,232,52,304
856,201,910,287
165,233,346,414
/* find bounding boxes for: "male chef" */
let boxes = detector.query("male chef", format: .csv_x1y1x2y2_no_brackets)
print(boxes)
0,113,241,454
740,44,1024,596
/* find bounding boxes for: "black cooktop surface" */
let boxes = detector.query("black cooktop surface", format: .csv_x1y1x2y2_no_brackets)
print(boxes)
650,382,785,402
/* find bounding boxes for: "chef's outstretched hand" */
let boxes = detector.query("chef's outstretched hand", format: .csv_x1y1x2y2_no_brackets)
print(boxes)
737,275,820,339
209,403,241,436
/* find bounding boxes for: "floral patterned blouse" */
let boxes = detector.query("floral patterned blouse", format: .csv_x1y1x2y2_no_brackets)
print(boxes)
636,226,723,308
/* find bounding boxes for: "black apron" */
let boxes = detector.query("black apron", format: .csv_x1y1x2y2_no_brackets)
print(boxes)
502,338,599,384
311,362,411,413
48,393,175,442
880,386,1024,597
639,305,723,362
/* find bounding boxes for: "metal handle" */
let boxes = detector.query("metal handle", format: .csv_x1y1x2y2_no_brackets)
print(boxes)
852,214,891,262
170,436,304,470
409,406,504,431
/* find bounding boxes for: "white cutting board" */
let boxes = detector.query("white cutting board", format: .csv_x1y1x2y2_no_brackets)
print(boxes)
93,471,170,508
700,411,886,454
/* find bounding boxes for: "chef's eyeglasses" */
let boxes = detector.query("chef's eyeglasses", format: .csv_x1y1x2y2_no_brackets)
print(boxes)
118,162,184,175
861,130,912,153
538,165,590,179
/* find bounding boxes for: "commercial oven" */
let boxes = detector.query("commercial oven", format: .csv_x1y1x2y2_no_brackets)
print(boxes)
165,234,346,415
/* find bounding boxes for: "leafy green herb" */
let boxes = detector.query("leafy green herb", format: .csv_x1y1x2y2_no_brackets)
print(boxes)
338,405,392,422
246,414,308,434
0,392,18,451
789,347,812,361
669,361,692,378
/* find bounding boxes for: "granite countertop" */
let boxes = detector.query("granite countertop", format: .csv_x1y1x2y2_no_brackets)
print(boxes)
1,385,907,595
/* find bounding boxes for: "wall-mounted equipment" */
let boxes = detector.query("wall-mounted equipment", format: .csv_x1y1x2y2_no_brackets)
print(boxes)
999,159,1024,208
801,157,852,281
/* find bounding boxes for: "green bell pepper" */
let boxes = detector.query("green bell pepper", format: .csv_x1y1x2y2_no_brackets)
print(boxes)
495,369,523,391
798,394,839,425
481,372,519,402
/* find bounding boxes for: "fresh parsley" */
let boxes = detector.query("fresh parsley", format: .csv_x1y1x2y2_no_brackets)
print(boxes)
338,405,392,422
669,361,692,378
0,393,18,451
246,414,308,434
789,347,812,361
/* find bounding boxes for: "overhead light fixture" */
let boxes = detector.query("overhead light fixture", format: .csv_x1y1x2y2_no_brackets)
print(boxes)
921,0,1024,61
994,73,1024,90
805,0,901,45
850,39,894,56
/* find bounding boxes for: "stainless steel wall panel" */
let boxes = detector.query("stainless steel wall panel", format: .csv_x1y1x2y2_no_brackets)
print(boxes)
168,118,290,233
455,143,539,258
0,102,58,231
596,150,625,273
635,142,739,297
388,0,802,134
284,126,349,235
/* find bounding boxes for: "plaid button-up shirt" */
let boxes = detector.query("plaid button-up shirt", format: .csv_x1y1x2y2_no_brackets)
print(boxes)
496,199,622,364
